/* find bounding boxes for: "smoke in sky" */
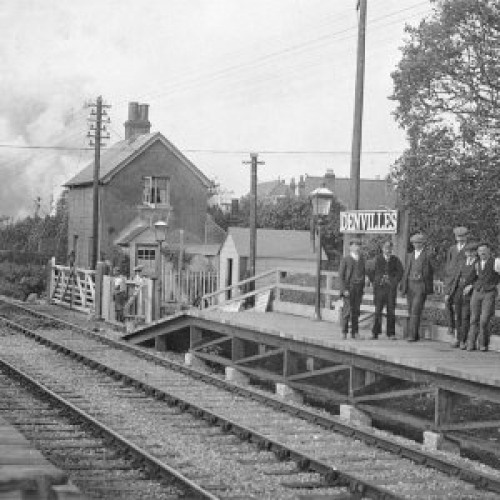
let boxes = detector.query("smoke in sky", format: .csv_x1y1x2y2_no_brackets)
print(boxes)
0,79,93,219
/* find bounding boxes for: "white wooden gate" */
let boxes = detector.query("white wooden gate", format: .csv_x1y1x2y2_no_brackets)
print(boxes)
50,264,96,314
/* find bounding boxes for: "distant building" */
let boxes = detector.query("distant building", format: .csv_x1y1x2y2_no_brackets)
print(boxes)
256,169,397,209
64,102,215,271
219,227,325,295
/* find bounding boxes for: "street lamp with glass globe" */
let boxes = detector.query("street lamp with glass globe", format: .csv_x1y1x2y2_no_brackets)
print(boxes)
310,187,334,321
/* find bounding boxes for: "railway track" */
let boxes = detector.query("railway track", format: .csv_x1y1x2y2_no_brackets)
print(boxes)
0,299,499,499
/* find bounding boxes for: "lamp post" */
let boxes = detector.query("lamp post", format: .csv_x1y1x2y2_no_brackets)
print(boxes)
310,187,334,321
154,220,168,319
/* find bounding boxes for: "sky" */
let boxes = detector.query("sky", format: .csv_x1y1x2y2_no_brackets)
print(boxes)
0,0,435,218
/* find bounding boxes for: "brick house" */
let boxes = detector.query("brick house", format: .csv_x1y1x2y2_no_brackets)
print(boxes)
64,102,212,270
257,169,397,209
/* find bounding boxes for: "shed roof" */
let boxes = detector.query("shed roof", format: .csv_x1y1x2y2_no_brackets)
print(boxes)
227,227,321,260
64,132,211,188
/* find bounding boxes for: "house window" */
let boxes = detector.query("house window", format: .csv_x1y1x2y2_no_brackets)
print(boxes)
136,245,157,274
143,176,169,206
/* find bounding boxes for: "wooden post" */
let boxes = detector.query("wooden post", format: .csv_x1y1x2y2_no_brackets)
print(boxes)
435,388,458,428
232,337,245,362
190,326,203,349
46,257,55,304
94,261,105,320
349,367,366,397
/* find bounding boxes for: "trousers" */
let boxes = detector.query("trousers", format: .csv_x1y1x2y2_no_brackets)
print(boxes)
468,289,496,349
342,283,364,336
372,285,397,337
406,280,427,341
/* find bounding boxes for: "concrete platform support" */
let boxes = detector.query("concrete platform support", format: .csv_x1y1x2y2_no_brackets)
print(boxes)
423,431,460,455
225,367,250,385
276,383,303,404
339,404,372,427
184,352,206,370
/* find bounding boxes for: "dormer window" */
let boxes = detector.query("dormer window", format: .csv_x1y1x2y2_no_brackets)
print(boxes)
143,176,170,206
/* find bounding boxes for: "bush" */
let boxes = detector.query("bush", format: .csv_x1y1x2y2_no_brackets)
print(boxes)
0,262,47,300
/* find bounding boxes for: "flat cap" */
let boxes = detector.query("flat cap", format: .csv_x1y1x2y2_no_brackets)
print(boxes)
133,265,144,272
453,226,469,237
410,233,426,243
464,241,479,252
350,238,362,246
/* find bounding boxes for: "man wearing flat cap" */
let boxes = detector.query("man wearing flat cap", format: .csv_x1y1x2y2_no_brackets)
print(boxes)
339,238,366,339
467,242,500,352
400,233,434,342
450,241,479,349
444,226,469,343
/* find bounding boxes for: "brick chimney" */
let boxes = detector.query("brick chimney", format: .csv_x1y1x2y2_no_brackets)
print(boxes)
324,169,335,192
124,102,151,140
298,175,306,198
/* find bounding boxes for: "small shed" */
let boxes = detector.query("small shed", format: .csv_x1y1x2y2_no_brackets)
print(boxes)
219,227,324,293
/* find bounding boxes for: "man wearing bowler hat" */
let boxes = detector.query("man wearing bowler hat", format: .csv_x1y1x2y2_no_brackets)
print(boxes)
400,233,434,342
444,226,469,343
339,238,366,339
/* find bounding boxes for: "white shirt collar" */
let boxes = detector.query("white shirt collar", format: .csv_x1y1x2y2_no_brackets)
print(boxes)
414,249,422,259
350,252,359,261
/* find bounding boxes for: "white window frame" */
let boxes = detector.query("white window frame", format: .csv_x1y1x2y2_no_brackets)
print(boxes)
142,176,170,207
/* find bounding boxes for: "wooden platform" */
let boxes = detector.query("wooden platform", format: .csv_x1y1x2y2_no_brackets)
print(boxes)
0,417,83,499
125,309,500,431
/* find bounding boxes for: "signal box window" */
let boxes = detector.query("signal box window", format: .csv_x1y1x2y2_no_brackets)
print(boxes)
143,176,170,206
136,245,156,275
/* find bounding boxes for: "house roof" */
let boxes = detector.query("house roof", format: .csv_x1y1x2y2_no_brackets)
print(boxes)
304,176,397,210
64,132,211,188
226,227,322,260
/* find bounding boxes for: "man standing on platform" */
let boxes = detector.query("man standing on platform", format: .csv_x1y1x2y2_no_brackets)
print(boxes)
368,240,404,340
467,242,500,352
400,233,434,342
444,226,469,344
339,238,366,339
451,241,479,349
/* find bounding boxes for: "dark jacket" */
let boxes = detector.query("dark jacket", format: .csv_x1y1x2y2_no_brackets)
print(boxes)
339,255,366,296
401,250,434,296
368,254,404,289
449,258,477,296
473,258,500,293
444,244,466,294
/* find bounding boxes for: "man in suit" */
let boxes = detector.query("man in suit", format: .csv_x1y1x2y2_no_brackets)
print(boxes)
444,226,469,343
467,242,500,352
339,238,365,339
450,241,479,349
400,233,434,342
368,240,404,340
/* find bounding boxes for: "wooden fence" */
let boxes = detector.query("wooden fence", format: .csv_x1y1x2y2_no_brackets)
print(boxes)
162,270,218,305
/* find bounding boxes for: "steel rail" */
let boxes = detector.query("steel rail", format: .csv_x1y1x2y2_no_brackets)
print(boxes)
0,351,220,500
2,299,500,495
0,314,403,500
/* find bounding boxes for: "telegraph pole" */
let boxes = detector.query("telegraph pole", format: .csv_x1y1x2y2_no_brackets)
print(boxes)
87,96,111,270
350,0,367,211
243,153,264,279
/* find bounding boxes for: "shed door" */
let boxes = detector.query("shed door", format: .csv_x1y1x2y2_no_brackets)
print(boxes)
136,245,157,276
226,258,233,300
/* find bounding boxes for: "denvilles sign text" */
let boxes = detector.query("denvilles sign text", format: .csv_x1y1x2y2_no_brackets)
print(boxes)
340,210,398,234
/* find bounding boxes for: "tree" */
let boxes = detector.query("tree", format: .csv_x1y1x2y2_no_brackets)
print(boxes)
390,0,500,262
236,196,345,263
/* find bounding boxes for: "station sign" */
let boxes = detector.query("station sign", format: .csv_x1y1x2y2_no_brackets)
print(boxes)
340,210,398,234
